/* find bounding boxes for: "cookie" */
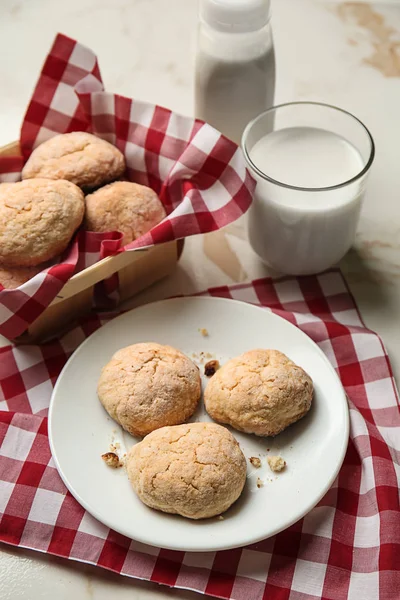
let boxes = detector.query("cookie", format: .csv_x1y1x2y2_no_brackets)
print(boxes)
0,265,43,289
0,179,84,267
85,181,166,245
205,349,313,436
127,422,247,519
97,343,201,437
21,132,125,190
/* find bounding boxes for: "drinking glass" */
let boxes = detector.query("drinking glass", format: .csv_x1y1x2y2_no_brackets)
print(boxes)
241,101,375,275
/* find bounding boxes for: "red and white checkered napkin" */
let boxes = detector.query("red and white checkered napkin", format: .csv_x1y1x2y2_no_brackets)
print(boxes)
0,270,399,599
0,33,254,339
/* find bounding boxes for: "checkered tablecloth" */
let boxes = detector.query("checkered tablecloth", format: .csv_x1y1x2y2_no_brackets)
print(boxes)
0,270,399,599
0,33,254,339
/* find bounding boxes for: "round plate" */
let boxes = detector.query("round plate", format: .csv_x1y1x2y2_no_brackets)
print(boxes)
49,297,348,552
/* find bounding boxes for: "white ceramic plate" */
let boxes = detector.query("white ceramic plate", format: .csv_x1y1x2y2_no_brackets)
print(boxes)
49,297,348,552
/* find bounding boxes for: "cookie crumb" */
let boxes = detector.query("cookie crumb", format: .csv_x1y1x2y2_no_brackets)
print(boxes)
204,359,220,377
102,452,120,468
267,455,286,472
109,441,121,453
218,515,224,521
249,456,261,468
256,478,264,488
199,328,209,337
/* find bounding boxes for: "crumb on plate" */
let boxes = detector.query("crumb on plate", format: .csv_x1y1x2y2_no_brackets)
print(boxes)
218,515,224,521
102,452,120,468
256,477,264,488
267,455,286,473
109,441,121,453
249,456,261,468
199,328,208,337
204,359,220,377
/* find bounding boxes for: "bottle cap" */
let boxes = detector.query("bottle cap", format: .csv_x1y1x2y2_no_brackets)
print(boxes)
200,0,271,33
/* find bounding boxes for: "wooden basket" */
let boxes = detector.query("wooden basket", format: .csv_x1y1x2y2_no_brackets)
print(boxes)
0,142,179,343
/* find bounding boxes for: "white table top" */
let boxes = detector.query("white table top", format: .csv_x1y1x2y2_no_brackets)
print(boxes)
1,0,399,598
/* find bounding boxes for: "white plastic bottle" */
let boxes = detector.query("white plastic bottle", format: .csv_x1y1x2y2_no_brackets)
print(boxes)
195,0,275,145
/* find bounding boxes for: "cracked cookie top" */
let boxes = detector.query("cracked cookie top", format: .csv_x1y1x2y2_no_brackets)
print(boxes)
0,178,84,267
85,181,166,245
22,132,126,191
127,422,247,519
204,349,313,437
97,342,201,437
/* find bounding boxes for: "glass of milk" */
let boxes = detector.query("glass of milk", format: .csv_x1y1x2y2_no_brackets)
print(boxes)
242,102,375,275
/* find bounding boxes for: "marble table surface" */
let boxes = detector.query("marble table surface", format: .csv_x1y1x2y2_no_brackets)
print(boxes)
0,0,399,598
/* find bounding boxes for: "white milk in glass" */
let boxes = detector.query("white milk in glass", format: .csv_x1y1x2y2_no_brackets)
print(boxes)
248,126,367,274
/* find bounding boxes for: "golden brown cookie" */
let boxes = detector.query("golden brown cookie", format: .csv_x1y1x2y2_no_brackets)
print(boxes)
97,343,201,437
0,265,44,289
85,181,166,245
0,179,84,267
205,349,313,437
21,132,125,190
127,422,247,519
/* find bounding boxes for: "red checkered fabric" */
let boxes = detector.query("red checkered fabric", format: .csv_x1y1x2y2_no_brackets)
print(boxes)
0,270,399,600
0,33,254,339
